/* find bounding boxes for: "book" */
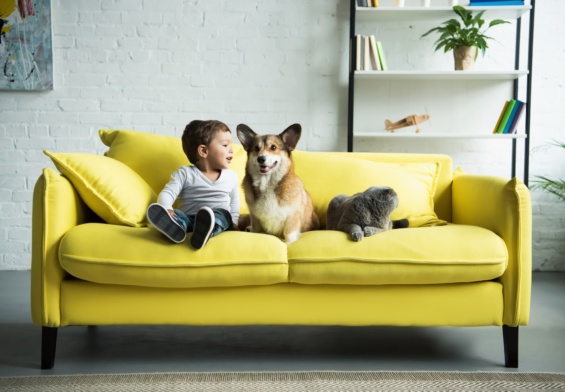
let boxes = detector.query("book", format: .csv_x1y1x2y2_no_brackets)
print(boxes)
496,99,516,134
368,35,382,71
492,100,509,134
364,36,371,71
507,100,525,134
376,41,388,71
502,99,521,134
470,0,523,2
470,1,524,5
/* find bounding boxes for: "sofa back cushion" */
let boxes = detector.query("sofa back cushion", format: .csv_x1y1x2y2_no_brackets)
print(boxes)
99,129,453,227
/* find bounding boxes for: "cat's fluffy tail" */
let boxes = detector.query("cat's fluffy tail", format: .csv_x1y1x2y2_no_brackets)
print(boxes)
392,219,409,229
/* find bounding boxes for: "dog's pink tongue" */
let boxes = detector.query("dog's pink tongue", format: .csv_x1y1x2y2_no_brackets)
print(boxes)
260,166,270,173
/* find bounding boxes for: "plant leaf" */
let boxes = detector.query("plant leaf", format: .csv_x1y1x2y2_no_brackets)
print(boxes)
489,19,510,28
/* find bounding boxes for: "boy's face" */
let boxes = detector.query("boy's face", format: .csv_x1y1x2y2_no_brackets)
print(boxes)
204,130,233,170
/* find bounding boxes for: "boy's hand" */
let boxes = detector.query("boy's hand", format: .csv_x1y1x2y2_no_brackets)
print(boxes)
168,209,177,217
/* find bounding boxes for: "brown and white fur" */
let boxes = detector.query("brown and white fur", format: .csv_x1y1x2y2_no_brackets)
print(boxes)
236,123,319,244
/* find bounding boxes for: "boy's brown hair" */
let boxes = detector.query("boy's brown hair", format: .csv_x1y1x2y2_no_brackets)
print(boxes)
182,120,231,164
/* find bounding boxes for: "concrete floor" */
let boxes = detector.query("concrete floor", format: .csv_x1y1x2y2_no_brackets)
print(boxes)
0,271,563,376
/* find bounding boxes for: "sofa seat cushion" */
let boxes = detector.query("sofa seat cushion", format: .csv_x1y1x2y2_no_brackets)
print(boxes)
59,223,288,288
288,225,507,285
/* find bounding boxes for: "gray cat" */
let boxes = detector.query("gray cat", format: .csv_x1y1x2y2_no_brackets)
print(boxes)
326,186,409,241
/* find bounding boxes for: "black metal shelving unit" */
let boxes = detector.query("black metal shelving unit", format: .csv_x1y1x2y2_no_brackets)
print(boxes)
347,0,535,185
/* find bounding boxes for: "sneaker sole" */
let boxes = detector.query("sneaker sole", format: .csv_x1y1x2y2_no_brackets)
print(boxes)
190,207,214,250
147,204,186,243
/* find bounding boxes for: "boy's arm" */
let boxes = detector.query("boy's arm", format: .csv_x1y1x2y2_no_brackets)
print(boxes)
229,171,240,226
157,168,186,210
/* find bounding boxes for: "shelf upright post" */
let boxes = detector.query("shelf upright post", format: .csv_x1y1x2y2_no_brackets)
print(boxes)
511,10,522,179
524,0,535,187
347,0,356,152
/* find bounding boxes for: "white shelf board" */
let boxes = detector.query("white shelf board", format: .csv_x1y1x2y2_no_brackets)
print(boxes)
355,70,529,80
355,6,531,22
354,132,527,139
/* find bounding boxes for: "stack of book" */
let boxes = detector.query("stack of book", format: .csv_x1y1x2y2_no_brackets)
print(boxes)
492,99,526,134
353,35,388,71
470,0,525,6
357,0,379,6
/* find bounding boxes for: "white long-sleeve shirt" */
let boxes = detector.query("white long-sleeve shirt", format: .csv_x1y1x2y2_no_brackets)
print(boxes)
157,166,240,225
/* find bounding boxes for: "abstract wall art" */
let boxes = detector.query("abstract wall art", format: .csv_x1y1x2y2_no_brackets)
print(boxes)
0,0,53,90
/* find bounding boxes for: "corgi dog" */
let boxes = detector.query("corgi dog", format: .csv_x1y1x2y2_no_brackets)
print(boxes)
236,123,319,244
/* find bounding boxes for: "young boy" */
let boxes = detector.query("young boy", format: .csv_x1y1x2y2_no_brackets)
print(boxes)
147,120,239,250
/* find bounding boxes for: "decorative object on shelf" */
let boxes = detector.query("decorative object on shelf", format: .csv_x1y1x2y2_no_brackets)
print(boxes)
450,0,459,5
422,0,431,7
384,111,431,133
421,6,510,71
531,141,565,202
395,0,405,7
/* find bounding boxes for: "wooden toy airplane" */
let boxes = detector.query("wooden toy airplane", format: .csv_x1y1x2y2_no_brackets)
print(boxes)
385,112,431,133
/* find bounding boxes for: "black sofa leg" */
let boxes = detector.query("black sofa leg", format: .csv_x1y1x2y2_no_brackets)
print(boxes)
41,327,58,369
502,325,519,368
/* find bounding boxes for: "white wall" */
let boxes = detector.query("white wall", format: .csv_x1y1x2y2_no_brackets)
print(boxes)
0,0,563,270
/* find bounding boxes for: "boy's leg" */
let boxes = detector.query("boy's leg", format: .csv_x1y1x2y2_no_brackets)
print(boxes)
146,203,187,243
210,208,234,236
190,207,215,250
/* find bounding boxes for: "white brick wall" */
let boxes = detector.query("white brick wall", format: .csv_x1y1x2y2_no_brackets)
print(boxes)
0,0,563,270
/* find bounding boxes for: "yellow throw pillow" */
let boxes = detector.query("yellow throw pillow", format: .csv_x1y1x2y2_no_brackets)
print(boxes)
44,151,156,227
293,151,445,228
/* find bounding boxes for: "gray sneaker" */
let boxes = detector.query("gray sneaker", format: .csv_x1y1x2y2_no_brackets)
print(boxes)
147,203,186,243
190,207,214,250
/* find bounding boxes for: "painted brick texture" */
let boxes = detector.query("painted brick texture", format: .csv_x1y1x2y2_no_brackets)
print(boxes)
0,0,563,270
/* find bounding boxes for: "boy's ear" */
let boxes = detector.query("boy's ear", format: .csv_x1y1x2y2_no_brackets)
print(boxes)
197,144,208,158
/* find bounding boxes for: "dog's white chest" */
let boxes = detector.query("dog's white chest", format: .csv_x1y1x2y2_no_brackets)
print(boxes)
252,190,291,235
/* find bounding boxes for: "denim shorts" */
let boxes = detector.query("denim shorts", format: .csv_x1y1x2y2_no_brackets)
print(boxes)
172,208,233,238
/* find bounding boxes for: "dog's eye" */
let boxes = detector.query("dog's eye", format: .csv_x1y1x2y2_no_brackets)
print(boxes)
270,145,277,151
254,146,260,152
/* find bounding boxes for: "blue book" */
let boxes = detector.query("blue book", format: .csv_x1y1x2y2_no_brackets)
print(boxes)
471,0,523,2
502,100,521,134
470,1,524,5
507,101,526,134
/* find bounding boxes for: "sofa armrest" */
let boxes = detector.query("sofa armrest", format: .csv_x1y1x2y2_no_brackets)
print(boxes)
452,173,532,327
31,168,93,327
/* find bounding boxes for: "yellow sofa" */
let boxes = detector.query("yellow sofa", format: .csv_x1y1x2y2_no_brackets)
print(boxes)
31,129,532,369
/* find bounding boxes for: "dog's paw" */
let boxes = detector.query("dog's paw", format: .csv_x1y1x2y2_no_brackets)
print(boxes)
244,225,252,232
285,231,300,244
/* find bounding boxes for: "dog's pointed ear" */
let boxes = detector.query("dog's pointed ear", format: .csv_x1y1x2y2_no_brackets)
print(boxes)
236,124,256,152
280,124,301,151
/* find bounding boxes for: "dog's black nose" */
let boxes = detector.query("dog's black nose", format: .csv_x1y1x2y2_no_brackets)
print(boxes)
257,156,266,164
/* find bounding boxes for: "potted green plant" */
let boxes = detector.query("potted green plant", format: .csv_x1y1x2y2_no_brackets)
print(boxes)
421,6,509,71
531,141,565,202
